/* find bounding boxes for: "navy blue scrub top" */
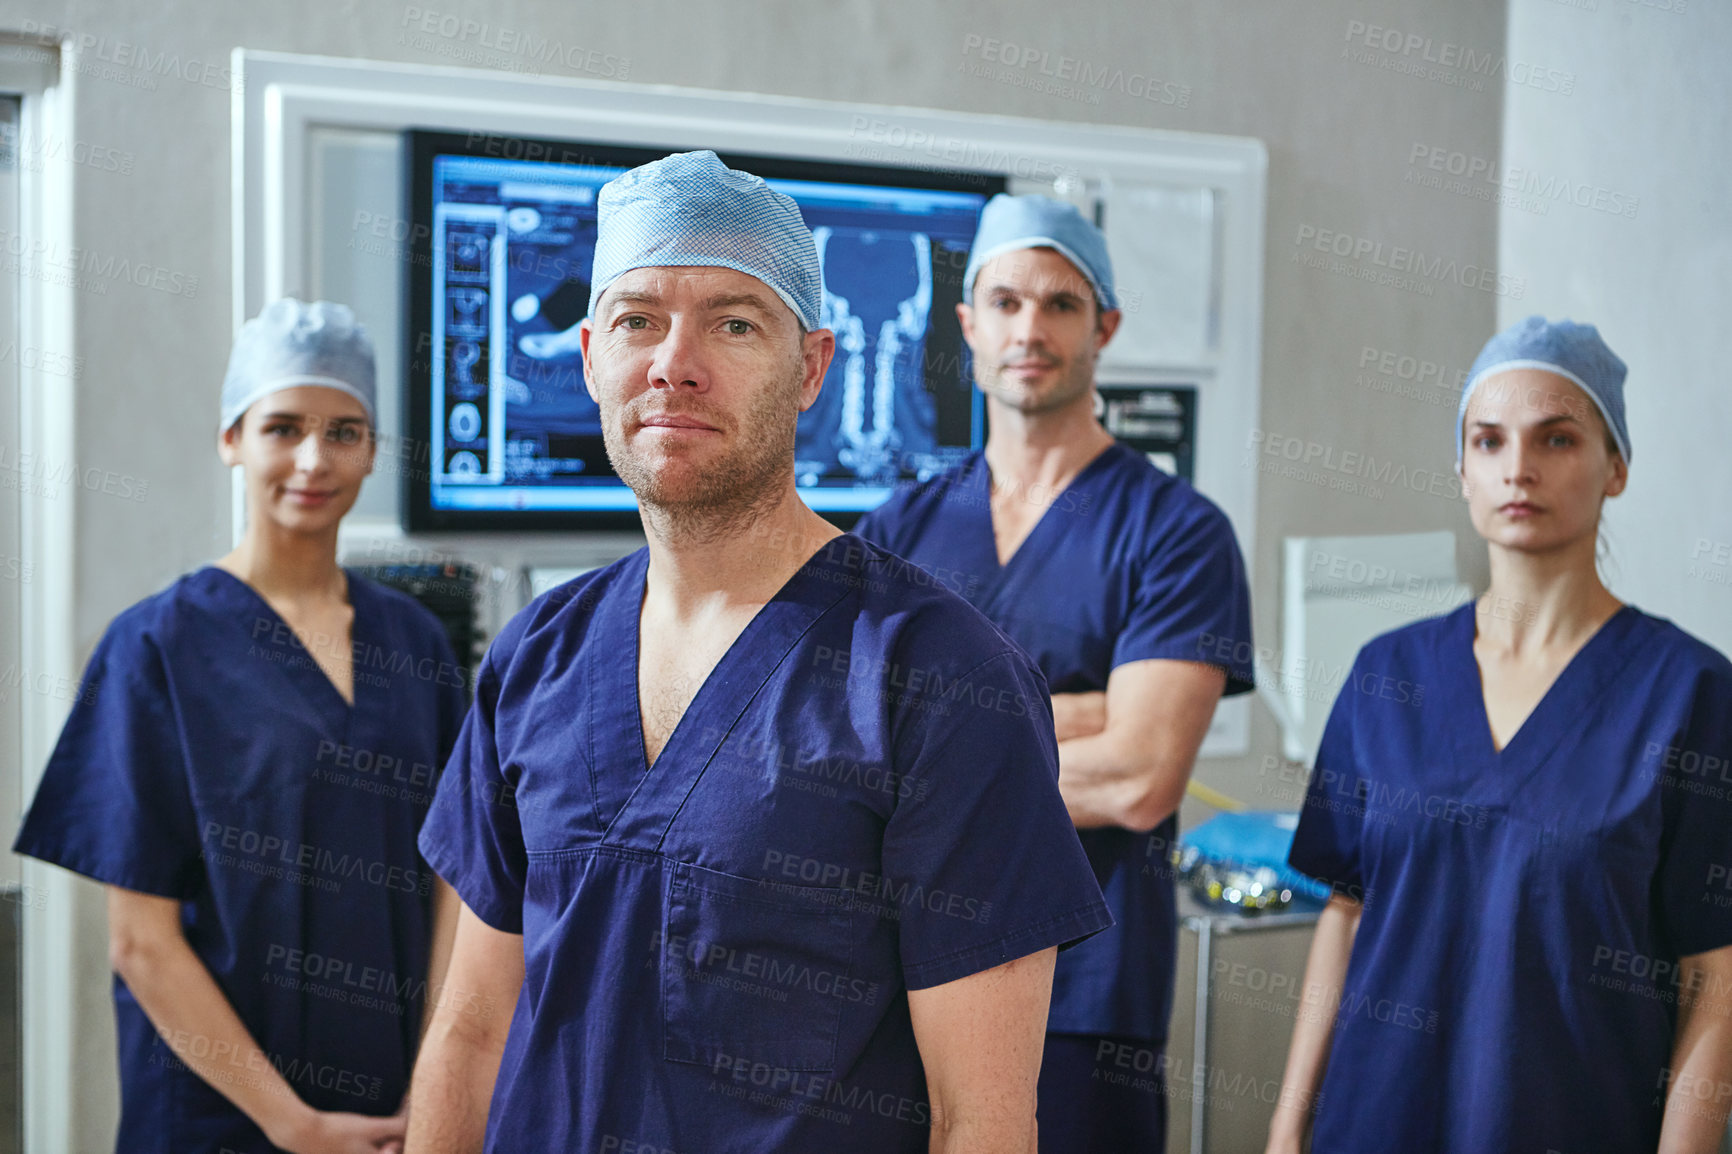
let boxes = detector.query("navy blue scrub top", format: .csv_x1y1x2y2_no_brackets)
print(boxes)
855,442,1255,1042
14,567,467,1154
417,535,1112,1152
1290,603,1732,1153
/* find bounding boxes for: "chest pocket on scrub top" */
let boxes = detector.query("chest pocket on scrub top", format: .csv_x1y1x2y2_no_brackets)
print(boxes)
661,861,862,1072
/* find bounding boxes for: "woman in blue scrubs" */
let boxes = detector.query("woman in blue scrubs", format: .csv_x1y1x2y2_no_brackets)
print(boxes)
13,300,468,1153
1268,317,1732,1154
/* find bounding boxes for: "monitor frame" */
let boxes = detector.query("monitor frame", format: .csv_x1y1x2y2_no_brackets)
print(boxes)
402,129,1006,533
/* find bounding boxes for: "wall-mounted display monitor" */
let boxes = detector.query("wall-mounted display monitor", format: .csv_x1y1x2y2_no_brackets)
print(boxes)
403,130,1005,531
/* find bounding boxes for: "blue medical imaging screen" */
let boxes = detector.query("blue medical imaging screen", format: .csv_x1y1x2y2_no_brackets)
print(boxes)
404,132,1004,530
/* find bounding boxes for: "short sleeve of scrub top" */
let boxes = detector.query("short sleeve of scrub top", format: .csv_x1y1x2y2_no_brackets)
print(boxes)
1112,499,1255,694
1655,660,1732,957
881,648,1112,990
419,630,529,934
1286,670,1369,901
14,618,203,898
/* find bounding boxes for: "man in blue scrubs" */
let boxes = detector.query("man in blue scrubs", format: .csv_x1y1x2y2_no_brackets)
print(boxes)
855,194,1255,1152
404,152,1112,1153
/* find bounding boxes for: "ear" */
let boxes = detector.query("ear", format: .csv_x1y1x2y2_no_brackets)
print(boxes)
955,301,975,349
1094,307,1123,352
1604,453,1628,499
217,418,242,467
796,328,836,414
577,320,599,404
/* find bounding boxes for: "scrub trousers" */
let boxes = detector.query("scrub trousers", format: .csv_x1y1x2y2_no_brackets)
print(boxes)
1037,1032,1168,1153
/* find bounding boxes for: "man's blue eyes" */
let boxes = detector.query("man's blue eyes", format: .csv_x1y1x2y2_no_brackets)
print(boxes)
619,317,754,334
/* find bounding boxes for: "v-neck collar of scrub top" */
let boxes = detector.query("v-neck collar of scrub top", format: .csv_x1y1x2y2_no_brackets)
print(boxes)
586,541,860,852
1445,601,1643,787
959,441,1124,602
200,564,369,722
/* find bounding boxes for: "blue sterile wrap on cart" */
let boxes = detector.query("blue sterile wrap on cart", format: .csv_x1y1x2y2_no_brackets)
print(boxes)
1176,811,1332,911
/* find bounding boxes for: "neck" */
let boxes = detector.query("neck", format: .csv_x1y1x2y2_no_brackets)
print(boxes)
640,480,839,616
1478,534,1621,653
219,516,346,603
982,391,1115,493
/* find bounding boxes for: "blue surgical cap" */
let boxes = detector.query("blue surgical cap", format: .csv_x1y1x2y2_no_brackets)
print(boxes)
221,298,377,432
961,193,1118,311
586,150,823,331
1456,315,1629,467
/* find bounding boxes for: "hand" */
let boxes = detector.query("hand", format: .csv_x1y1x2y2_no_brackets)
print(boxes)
1265,1086,1318,1154
377,1098,410,1154
1050,691,1107,742
275,1108,407,1154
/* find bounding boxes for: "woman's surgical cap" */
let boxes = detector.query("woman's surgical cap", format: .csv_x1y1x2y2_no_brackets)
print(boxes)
221,298,377,432
1456,315,1629,467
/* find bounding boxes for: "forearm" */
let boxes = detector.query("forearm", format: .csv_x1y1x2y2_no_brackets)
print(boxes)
115,933,312,1144
1050,663,1223,832
1659,952,1732,1153
403,1006,507,1152
1049,691,1106,743
1268,897,1360,1146
912,949,1052,1154
1057,730,1186,832
418,880,461,1047
929,1112,1036,1154
1659,1041,1732,1154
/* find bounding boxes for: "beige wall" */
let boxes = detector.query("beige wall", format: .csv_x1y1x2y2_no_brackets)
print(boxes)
10,0,1512,1142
